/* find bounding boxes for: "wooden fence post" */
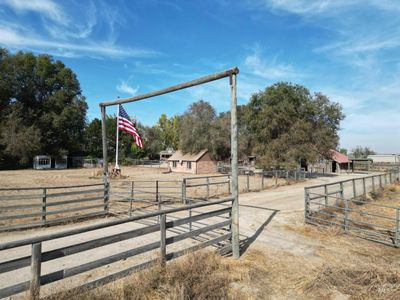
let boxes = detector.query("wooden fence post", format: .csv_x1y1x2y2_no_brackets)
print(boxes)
372,176,375,193
304,188,310,222
379,175,383,189
274,170,278,187
130,181,134,217
160,214,166,266
340,182,344,199
155,180,159,203
41,188,46,224
189,198,192,231
246,174,250,192
182,179,186,205
396,208,400,247
344,199,349,233
103,182,109,213
352,179,356,199
30,242,42,300
362,178,366,195
261,173,264,190
228,175,231,194
206,177,210,200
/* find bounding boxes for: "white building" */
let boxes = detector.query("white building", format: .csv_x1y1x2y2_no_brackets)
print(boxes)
367,154,400,164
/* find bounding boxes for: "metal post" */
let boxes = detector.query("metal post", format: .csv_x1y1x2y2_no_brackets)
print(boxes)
362,177,366,195
230,73,239,259
304,188,309,222
41,188,46,224
182,179,186,204
246,173,250,192
130,181,134,217
30,242,42,300
340,182,344,199
390,172,393,184
156,180,159,203
160,214,166,266
379,175,383,189
206,177,210,200
189,198,192,231
352,179,356,198
275,170,278,187
228,175,231,194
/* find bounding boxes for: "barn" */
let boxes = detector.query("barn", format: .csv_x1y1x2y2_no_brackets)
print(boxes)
167,149,217,174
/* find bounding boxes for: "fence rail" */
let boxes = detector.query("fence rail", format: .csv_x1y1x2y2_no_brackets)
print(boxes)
0,198,233,299
305,171,400,247
0,183,107,232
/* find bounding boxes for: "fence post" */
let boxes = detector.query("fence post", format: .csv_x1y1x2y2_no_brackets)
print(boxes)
104,182,109,213
160,214,166,266
304,188,309,222
41,188,46,224
379,175,383,189
130,181,134,217
344,199,349,233
30,242,42,300
362,177,366,195
395,208,400,247
189,198,192,231
352,179,356,199
261,173,264,190
340,182,344,199
324,185,328,206
295,170,298,181
372,176,375,193
246,173,250,192
156,180,159,203
385,173,388,185
228,175,231,194
274,170,278,187
206,177,210,200
182,179,186,204
390,172,393,184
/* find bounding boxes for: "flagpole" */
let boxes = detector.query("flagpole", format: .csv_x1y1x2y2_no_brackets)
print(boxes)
115,104,120,170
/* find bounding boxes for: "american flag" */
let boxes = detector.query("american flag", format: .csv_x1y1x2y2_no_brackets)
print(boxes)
118,104,143,148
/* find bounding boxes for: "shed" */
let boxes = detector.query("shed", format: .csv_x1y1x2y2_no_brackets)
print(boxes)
329,149,351,173
159,148,175,161
167,149,217,174
367,154,400,164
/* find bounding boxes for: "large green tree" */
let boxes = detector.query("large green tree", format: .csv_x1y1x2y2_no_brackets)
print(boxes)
351,146,376,159
245,82,344,168
0,49,87,167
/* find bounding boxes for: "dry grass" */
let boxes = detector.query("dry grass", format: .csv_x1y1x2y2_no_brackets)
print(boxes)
45,249,271,300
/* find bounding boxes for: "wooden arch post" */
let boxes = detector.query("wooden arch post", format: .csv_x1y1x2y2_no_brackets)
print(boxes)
99,67,240,258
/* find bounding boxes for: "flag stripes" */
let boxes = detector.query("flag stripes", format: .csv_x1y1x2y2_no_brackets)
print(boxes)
118,105,143,148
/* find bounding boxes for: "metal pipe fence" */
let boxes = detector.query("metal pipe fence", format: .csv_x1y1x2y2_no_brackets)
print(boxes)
305,171,400,247
0,183,107,232
0,198,233,299
131,159,168,168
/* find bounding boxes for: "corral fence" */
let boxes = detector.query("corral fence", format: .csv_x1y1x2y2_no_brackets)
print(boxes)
0,183,108,232
109,180,182,217
0,198,233,299
305,171,400,247
132,159,168,168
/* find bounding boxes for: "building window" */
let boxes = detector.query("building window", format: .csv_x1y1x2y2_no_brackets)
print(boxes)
187,161,192,169
173,161,177,168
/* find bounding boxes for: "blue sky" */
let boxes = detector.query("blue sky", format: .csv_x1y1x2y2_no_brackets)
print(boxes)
0,0,399,153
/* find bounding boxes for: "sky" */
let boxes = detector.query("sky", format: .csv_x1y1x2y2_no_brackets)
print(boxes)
0,0,399,153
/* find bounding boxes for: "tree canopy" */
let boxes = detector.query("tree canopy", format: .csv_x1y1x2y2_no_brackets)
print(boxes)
0,49,87,167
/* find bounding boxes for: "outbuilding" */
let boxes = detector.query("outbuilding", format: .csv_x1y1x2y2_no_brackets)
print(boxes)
367,154,400,164
167,149,217,174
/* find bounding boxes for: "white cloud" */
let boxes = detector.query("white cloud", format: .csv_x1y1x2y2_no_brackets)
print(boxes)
116,82,139,96
244,51,305,80
1,0,67,23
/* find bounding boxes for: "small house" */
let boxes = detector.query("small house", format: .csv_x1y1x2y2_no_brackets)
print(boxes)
329,149,351,173
168,149,217,174
33,155,52,170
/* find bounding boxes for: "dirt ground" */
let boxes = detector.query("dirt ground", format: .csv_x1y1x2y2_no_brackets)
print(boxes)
1,169,397,299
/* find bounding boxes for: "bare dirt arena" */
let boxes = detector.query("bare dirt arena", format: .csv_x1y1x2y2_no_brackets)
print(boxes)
1,168,399,299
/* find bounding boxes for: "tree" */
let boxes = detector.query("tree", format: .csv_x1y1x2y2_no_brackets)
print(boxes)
351,146,376,159
246,82,344,168
157,113,179,149
0,49,88,167
339,148,348,155
178,100,219,157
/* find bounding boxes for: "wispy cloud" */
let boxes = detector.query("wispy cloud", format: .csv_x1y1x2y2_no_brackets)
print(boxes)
244,51,305,80
116,82,139,96
0,0,158,58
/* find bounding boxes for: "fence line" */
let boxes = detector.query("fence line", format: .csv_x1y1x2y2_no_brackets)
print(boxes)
0,183,107,232
304,171,400,247
0,198,233,299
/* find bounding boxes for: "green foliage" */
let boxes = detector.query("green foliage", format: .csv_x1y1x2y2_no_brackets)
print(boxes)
0,49,87,167
245,83,344,168
351,146,376,159
339,148,348,155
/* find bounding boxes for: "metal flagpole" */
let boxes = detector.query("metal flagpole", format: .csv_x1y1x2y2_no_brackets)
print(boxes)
115,104,120,170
